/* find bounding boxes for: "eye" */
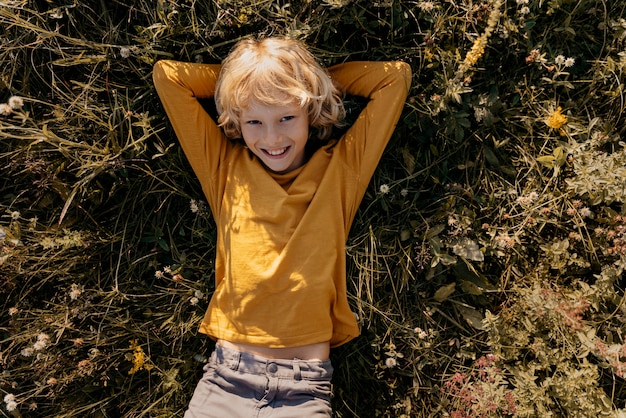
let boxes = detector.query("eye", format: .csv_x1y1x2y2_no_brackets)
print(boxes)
245,120,261,125
280,115,295,122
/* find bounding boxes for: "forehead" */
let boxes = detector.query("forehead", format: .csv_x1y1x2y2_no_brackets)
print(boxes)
241,99,305,117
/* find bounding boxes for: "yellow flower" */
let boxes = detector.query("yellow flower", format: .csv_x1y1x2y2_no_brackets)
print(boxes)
546,107,567,129
128,339,153,374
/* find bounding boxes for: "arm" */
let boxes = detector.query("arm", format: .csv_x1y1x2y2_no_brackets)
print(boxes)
327,61,412,192
152,60,227,184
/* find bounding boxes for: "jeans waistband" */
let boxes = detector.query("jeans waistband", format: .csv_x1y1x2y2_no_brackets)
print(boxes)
212,344,333,381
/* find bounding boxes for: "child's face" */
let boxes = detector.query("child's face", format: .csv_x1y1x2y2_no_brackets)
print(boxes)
240,99,310,173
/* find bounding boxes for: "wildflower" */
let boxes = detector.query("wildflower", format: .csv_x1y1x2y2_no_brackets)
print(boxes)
464,37,486,67
400,188,408,197
189,296,199,305
172,273,184,282
194,289,205,300
8,96,23,109
566,207,577,216
580,207,593,218
379,184,390,194
128,339,152,374
20,347,34,357
8,307,18,316
519,6,530,14
417,1,435,12
555,55,566,65
119,47,131,58
414,327,428,339
5,400,17,412
3,394,15,404
545,106,567,130
154,270,164,279
190,199,199,213
33,341,47,351
385,357,397,368
69,283,82,300
0,103,11,116
564,57,575,67
516,0,529,4
163,265,172,274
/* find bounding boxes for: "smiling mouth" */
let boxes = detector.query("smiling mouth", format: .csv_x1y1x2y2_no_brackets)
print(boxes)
263,147,289,157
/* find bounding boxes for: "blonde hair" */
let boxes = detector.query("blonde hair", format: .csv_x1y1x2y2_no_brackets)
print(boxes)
215,37,345,140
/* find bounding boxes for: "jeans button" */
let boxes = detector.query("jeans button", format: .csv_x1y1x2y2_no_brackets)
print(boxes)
268,363,278,373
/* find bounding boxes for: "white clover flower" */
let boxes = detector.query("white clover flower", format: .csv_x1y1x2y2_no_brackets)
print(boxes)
5,400,17,412
0,103,11,116
119,47,131,58
163,266,172,274
385,357,397,368
564,57,575,67
69,283,82,300
33,341,47,351
555,55,566,65
8,96,23,110
3,394,15,404
154,270,164,279
37,333,49,342
580,207,593,218
20,347,34,357
379,184,390,194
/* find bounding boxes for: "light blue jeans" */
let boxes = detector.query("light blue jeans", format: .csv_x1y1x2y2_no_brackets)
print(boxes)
184,344,333,417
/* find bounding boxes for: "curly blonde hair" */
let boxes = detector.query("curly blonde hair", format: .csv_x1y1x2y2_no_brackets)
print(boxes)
215,37,345,140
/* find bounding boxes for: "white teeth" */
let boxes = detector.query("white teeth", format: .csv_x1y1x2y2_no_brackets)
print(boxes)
266,147,287,156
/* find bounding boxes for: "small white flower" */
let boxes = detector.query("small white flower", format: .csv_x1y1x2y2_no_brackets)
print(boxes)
519,6,530,14
189,296,199,306
516,0,529,4
163,266,172,274
190,200,199,213
555,55,566,65
379,184,390,194
37,333,50,342
564,57,575,67
580,207,593,218
8,96,23,110
194,290,205,300
119,47,131,58
33,341,47,351
400,189,408,197
5,400,17,411
10,211,20,220
154,270,164,279
4,394,15,404
20,347,34,357
385,357,397,368
0,103,12,116
8,307,18,316
69,284,82,300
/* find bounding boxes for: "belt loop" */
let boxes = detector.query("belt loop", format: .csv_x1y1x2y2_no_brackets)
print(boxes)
293,360,302,381
230,348,241,371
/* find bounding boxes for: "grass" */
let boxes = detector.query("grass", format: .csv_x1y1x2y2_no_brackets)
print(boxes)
1,0,626,416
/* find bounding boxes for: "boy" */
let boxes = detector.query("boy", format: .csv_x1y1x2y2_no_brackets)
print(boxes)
153,36,411,417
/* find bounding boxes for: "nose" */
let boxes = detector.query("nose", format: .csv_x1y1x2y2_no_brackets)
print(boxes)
262,124,280,145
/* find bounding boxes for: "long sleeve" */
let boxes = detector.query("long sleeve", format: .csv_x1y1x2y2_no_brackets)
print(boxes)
152,60,228,210
327,61,412,223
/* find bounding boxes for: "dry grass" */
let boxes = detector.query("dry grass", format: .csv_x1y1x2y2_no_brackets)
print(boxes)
1,0,626,417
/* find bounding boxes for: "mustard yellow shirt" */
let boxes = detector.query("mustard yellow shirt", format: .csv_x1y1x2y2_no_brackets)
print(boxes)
153,59,411,348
